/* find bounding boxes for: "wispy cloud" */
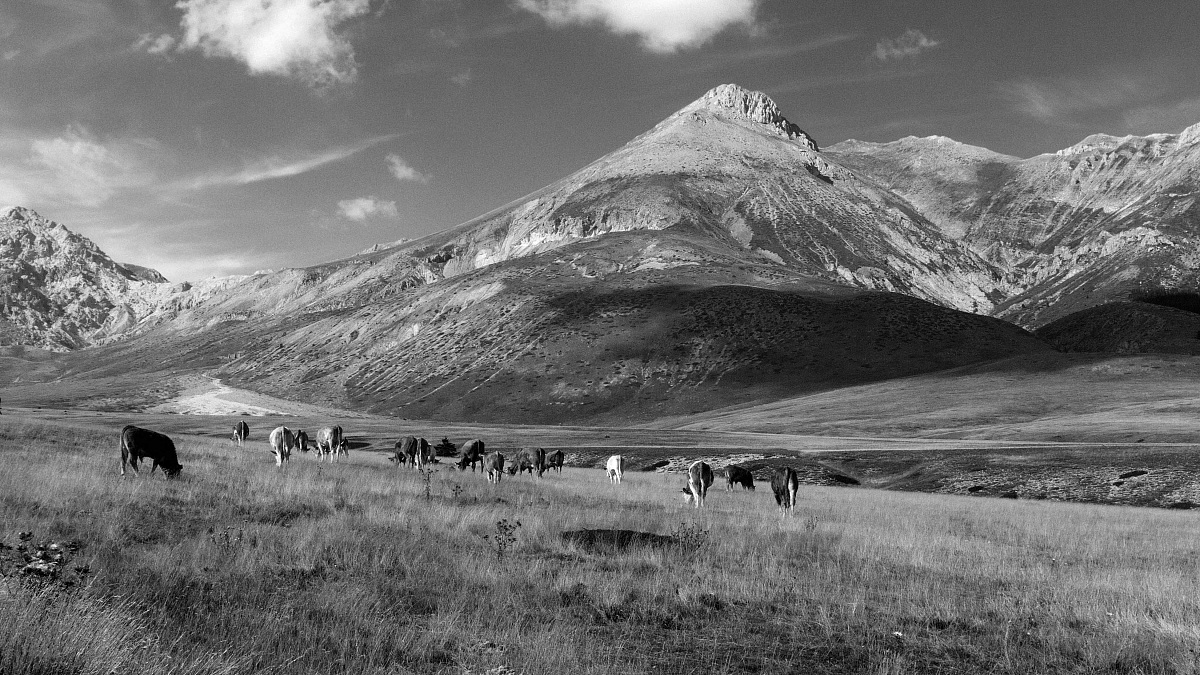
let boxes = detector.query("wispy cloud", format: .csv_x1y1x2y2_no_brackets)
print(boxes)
176,0,371,88
132,33,176,56
386,153,430,183
450,68,472,87
679,32,855,73
873,29,940,61
29,126,156,207
998,73,1148,123
184,134,398,191
515,0,758,53
338,196,398,221
1123,96,1200,135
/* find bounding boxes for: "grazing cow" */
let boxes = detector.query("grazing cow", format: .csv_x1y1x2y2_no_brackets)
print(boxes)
231,421,249,447
456,439,485,472
120,425,182,478
725,465,755,491
268,426,296,467
606,455,624,484
316,426,344,463
546,450,564,474
295,430,310,454
507,447,546,478
687,461,715,509
483,451,505,483
771,467,800,515
412,437,432,470
396,439,415,466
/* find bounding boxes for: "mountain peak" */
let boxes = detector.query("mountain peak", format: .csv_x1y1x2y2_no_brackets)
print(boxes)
682,84,818,149
2,205,50,226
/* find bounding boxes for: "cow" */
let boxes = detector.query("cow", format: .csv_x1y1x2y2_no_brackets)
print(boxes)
120,425,182,478
546,449,564,474
389,438,410,467
316,426,344,463
687,461,715,509
507,447,546,478
295,430,310,454
771,467,800,515
268,426,296,467
725,465,755,491
606,455,624,484
456,439,485,472
411,437,432,470
483,451,505,483
231,421,249,447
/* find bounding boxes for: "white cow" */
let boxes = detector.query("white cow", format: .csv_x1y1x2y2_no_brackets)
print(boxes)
687,460,715,509
316,426,345,463
268,426,296,468
606,455,624,484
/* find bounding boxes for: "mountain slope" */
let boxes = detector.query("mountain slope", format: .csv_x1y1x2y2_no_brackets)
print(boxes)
0,207,174,350
828,126,1200,327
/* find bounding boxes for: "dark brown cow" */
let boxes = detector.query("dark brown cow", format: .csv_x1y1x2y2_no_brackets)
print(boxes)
231,421,249,447
506,447,546,478
295,429,309,454
389,438,410,467
686,461,715,509
457,439,485,472
120,425,182,478
771,467,799,515
546,449,564,474
725,465,755,491
483,451,505,483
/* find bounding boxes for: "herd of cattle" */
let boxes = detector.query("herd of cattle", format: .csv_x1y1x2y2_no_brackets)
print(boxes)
117,422,803,513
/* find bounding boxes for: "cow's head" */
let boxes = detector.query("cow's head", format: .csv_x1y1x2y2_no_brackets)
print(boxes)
680,487,693,504
165,464,183,479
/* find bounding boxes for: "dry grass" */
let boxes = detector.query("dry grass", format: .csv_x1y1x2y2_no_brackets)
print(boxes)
3,414,1200,674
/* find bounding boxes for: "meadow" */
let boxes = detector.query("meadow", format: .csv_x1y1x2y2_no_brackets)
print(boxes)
3,414,1200,674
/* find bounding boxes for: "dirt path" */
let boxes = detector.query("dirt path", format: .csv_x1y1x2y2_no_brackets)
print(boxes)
144,375,370,418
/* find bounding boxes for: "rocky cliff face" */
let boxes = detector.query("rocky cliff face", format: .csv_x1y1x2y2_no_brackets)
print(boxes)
0,207,175,350
828,124,1200,327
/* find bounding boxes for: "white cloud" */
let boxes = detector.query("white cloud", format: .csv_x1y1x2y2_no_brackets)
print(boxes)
386,153,430,183
29,127,153,207
133,33,177,55
873,29,940,61
176,0,371,87
184,134,397,190
450,68,472,87
337,196,397,221
516,0,757,53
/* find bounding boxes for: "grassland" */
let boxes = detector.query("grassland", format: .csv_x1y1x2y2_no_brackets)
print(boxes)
4,414,1200,674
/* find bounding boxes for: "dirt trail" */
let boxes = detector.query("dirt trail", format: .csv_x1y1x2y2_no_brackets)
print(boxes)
145,375,367,418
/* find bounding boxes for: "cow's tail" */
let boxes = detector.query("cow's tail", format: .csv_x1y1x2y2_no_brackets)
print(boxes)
119,428,130,475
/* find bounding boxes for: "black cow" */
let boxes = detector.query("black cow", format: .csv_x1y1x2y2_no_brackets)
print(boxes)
295,429,310,454
231,421,249,447
546,450,564,474
506,447,546,478
457,439,485,472
120,425,182,478
725,465,755,491
771,467,799,515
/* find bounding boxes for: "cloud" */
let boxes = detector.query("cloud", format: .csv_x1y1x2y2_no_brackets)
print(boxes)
1123,96,1200,135
873,29,940,61
450,68,472,87
176,0,371,87
29,127,153,207
515,0,757,53
184,134,397,190
337,196,397,221
133,33,177,55
386,153,430,183
999,74,1147,123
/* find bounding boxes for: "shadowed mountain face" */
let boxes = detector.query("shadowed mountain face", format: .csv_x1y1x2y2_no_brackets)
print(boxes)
828,127,1200,328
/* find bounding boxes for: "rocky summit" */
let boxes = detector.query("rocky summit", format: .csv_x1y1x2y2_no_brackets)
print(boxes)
6,84,1200,420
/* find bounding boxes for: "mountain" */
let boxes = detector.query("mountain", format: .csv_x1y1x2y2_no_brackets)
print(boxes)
827,125,1200,327
7,84,1056,422
0,207,175,351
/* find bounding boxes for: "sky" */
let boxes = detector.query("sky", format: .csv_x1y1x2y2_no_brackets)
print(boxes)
3,0,1200,282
